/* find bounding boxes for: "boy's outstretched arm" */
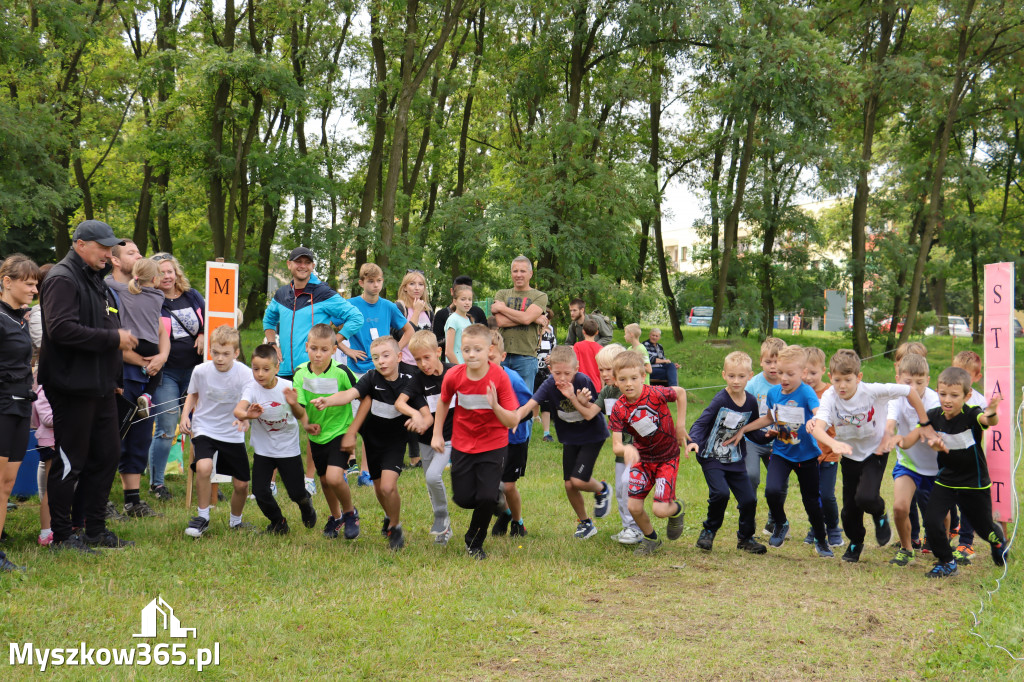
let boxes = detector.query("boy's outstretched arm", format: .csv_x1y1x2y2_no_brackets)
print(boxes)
311,387,359,411
905,390,938,441
514,398,540,424
979,394,1002,426
808,420,852,456
722,414,774,447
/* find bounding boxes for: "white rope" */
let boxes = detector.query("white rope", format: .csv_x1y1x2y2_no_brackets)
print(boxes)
966,392,1023,661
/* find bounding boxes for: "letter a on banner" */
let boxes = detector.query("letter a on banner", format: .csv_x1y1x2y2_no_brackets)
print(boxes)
983,262,1015,523
205,261,239,360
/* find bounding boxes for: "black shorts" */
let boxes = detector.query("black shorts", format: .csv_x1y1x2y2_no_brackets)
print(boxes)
365,439,405,480
191,435,251,482
309,435,351,477
502,441,530,483
562,441,604,481
0,413,30,463
38,446,55,463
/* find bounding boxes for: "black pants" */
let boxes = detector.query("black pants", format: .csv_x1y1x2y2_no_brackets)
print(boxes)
840,453,889,546
451,446,506,550
925,484,1000,564
47,390,121,542
765,456,826,544
700,462,757,539
252,454,310,524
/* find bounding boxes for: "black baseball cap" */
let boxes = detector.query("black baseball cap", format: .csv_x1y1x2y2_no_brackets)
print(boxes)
71,220,126,247
288,246,315,261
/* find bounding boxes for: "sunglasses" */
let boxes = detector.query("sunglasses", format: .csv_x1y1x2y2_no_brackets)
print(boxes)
406,269,424,275
151,253,175,262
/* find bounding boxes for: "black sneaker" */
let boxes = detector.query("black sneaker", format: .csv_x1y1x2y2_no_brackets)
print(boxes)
763,519,775,536
492,511,512,537
342,509,360,540
737,536,768,554
0,551,24,572
185,517,209,538
926,560,958,578
150,484,173,501
989,526,1008,567
299,498,317,529
842,543,862,563
911,538,923,552
52,534,100,555
696,528,715,551
105,501,128,522
593,481,611,519
263,519,289,535
381,516,390,538
124,501,161,518
874,512,892,547
510,520,527,537
83,529,135,548
387,525,405,550
666,500,685,541
323,515,342,539
467,546,487,560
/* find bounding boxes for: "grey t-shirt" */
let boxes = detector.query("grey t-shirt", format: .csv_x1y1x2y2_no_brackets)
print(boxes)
105,277,164,345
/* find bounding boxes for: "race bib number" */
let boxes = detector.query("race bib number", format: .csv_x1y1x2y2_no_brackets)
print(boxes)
457,392,491,410
604,398,617,416
370,401,400,419
303,377,338,395
939,430,976,451
775,405,805,425
632,416,658,437
835,423,860,440
208,388,240,404
426,394,440,413
722,410,743,429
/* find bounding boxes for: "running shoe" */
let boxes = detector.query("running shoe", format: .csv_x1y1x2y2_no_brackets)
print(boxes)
737,536,768,554
37,530,54,546
269,482,278,497
357,471,372,487
574,519,597,539
304,478,317,497
83,529,135,548
666,500,685,541
613,527,643,545
952,544,975,566
827,527,846,548
542,433,553,443
988,526,1008,567
342,509,360,540
263,519,289,535
696,528,715,551
803,528,815,545
926,560,958,578
229,521,255,532
185,517,209,538
136,393,153,419
510,520,527,538
381,516,390,538
842,543,862,563
889,547,914,566
51,535,100,555
873,512,892,546
769,520,790,548
387,525,405,550
492,510,512,536
435,525,453,545
323,516,342,539
593,481,611,519
634,537,662,556
467,546,487,560
299,498,317,529
815,541,834,558
124,501,161,518
105,501,128,522
0,551,25,572
150,484,173,501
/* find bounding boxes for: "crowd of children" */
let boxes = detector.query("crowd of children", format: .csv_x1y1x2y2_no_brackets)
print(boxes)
12,255,1013,579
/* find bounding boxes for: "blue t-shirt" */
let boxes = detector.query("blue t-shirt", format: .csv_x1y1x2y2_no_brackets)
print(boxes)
531,373,609,445
348,296,407,374
766,382,821,462
503,367,533,445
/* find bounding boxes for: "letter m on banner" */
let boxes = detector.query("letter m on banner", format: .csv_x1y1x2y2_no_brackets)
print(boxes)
983,262,1015,523
205,261,239,360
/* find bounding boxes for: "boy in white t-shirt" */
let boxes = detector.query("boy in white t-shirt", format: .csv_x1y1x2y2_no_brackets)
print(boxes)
179,326,254,538
234,344,319,534
809,349,936,563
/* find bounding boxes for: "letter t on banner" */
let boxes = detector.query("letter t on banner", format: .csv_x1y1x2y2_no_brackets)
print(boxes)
205,261,239,360
983,262,1015,523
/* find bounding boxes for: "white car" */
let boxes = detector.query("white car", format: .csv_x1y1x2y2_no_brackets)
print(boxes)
925,315,972,338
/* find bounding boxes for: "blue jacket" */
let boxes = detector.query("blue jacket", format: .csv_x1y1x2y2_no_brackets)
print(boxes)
263,281,364,376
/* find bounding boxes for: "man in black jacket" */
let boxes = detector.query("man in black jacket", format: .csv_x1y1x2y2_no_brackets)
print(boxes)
39,221,138,552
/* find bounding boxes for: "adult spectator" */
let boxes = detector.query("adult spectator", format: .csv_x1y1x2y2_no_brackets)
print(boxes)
643,327,679,387
39,220,138,553
394,269,434,366
565,298,614,346
0,254,41,571
107,241,167,515
433,275,486,356
491,256,549,389
263,247,364,379
147,253,205,500
26,263,55,359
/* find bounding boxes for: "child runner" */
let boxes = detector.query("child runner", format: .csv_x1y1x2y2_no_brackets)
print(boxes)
572,317,603,390
515,345,610,539
490,330,533,538
314,336,421,550
32,384,55,546
234,344,318,534
688,351,768,554
608,351,690,555
948,350,988,563
802,346,844,548
431,324,520,559
893,341,929,551
292,323,361,540
900,367,1007,578
536,308,556,441
180,325,254,537
397,330,455,544
884,352,939,566
444,283,474,364
726,346,833,557
745,337,786,534
622,324,652,384
594,344,642,545
808,348,935,563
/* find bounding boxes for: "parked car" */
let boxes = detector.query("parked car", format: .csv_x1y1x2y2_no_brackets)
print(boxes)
687,306,714,327
925,315,972,338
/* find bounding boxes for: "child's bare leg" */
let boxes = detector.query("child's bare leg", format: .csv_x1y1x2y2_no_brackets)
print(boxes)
505,482,522,520
323,466,354,517
565,480,588,521
651,499,678,518
893,476,917,550
230,479,248,516
195,459,213,508
39,460,52,531
304,438,316,480
627,497,654,535
375,470,401,527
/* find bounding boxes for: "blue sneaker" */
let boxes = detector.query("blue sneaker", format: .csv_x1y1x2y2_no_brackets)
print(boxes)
342,509,360,540
322,515,342,539
827,527,845,547
769,520,789,548
926,560,958,578
593,481,611,519
815,541,834,558
357,471,372,487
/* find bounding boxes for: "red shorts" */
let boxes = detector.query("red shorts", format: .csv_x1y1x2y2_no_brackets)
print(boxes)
628,458,679,503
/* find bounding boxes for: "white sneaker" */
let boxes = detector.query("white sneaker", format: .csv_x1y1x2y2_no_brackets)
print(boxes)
304,478,317,497
615,527,644,545
270,482,278,497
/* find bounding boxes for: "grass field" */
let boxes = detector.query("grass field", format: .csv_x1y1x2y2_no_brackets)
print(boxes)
1,329,1021,680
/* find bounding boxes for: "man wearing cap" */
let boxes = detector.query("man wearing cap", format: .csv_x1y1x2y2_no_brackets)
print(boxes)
39,220,139,553
263,247,364,380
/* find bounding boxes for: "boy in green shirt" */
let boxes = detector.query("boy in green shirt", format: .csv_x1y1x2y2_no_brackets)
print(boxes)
293,324,361,539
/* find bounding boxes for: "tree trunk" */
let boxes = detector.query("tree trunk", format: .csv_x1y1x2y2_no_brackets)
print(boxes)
707,115,732,287
243,196,280,328
133,163,154,251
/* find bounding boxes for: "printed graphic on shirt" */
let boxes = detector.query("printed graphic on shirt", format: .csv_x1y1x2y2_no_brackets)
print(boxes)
773,403,805,445
705,408,752,463
833,405,876,441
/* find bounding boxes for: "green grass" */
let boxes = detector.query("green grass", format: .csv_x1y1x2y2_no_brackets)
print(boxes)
1,330,1021,680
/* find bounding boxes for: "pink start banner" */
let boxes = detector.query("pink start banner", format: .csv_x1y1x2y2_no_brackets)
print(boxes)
983,262,1015,523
